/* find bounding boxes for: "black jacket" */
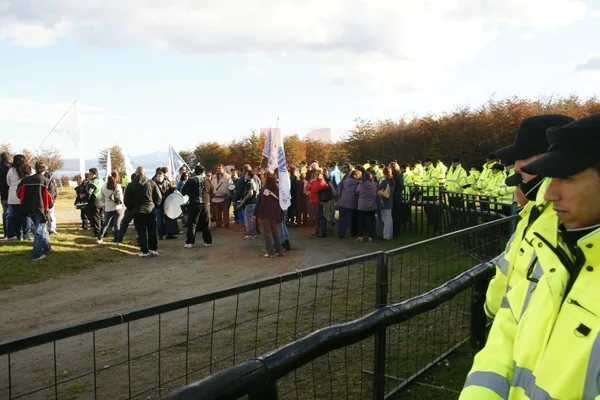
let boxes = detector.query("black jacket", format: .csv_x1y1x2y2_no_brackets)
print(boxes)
0,161,11,201
124,175,162,214
289,174,298,200
182,175,212,205
233,177,246,202
17,173,54,221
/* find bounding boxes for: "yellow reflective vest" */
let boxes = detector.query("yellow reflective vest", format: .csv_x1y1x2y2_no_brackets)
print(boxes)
462,224,600,400
412,163,423,185
445,165,468,192
402,170,414,197
477,162,496,191
421,165,439,197
436,161,447,185
484,178,553,318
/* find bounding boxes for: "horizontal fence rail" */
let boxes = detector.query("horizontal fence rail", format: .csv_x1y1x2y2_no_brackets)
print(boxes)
1,209,518,400
160,262,496,400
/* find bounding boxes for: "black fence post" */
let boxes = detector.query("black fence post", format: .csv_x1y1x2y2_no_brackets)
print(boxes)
373,252,389,400
248,381,279,400
469,276,489,352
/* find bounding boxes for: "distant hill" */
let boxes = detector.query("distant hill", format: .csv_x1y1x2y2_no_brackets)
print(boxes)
61,151,169,174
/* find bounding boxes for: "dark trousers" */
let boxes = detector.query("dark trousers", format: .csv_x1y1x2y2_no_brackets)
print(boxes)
134,213,157,254
187,203,212,245
86,205,103,237
338,207,358,238
392,199,404,236
317,203,327,236
423,196,440,233
80,209,88,228
119,208,135,243
288,197,297,223
358,210,376,239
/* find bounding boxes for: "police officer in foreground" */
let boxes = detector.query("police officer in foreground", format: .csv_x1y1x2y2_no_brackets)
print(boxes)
461,113,600,400
483,114,574,317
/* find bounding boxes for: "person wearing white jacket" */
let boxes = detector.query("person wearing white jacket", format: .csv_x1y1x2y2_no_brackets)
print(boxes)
97,173,124,244
5,154,33,240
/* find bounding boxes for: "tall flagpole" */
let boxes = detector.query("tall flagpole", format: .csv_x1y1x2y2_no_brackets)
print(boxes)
36,98,79,150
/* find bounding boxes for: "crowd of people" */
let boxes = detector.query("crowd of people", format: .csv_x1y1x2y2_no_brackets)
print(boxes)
2,143,519,260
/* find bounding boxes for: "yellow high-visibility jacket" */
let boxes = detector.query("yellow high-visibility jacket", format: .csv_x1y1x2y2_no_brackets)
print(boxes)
461,224,600,400
484,178,552,318
477,162,496,191
445,165,468,192
421,165,439,197
403,170,414,198
436,161,447,185
412,163,423,185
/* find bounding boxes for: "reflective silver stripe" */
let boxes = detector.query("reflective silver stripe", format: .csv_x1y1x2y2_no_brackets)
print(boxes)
584,333,600,400
513,364,557,400
496,256,510,276
505,231,517,254
464,371,510,399
500,296,510,309
484,302,496,318
520,261,544,318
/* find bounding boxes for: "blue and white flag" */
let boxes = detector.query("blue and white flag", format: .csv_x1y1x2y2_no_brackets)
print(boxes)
266,128,291,210
168,144,187,181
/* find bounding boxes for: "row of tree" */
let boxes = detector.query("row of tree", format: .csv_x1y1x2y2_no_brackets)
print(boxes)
174,94,600,170
3,94,600,179
0,144,64,172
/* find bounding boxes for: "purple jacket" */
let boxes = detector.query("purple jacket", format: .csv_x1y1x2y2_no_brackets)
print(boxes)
357,180,378,211
337,177,360,210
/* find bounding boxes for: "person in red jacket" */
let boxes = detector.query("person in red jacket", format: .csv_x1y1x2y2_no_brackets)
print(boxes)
305,169,328,237
17,161,54,260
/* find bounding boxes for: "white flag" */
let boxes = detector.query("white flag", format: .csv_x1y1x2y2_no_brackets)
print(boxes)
267,128,291,210
52,101,85,176
124,151,135,178
167,145,187,181
106,151,111,178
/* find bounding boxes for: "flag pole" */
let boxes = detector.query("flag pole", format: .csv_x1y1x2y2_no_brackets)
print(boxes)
36,98,79,150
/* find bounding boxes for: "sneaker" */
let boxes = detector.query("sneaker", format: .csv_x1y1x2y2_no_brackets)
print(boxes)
251,235,256,240
244,235,251,240
139,252,150,258
149,250,159,257
96,238,103,244
5,236,17,241
165,236,177,240
204,243,212,247
112,242,120,246
184,243,194,248
264,253,275,258
44,247,53,255
32,255,47,261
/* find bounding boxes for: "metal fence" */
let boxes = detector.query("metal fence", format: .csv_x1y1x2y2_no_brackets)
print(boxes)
0,214,516,400
400,187,517,237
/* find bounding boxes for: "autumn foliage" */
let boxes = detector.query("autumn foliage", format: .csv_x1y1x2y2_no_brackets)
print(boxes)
177,95,600,170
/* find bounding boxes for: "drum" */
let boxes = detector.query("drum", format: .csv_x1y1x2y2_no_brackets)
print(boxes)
74,201,88,210
164,192,187,219
228,184,236,191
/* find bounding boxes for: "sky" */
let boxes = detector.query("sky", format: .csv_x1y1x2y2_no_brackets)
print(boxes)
1,0,600,159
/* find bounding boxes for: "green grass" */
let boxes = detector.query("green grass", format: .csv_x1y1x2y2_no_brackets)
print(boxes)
0,224,139,289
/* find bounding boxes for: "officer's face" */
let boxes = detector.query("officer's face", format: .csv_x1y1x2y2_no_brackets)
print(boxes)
515,155,539,184
544,167,600,229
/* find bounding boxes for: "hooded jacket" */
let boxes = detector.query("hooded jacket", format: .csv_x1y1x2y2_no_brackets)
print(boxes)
17,173,54,221
124,175,162,214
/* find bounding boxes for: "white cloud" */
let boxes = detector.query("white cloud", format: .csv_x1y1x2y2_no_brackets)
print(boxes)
574,54,600,72
247,65,266,77
0,97,130,125
519,32,536,41
0,0,589,96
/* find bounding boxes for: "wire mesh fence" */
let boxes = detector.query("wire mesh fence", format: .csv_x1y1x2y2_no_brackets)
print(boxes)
1,211,516,400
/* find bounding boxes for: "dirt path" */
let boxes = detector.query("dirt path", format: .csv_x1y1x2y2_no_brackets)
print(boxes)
0,224,370,340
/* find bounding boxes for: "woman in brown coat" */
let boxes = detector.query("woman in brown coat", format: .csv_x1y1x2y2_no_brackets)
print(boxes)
256,172,284,257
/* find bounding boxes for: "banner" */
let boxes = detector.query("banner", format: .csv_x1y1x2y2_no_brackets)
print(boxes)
167,144,187,181
52,101,85,176
266,128,291,210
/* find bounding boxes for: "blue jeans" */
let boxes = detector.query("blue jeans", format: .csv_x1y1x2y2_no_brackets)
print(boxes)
8,204,31,240
32,214,50,259
99,209,125,242
118,208,136,243
280,209,289,242
1,200,8,238
153,207,166,238
244,204,256,236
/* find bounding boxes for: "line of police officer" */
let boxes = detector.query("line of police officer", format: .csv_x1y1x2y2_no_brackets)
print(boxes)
459,113,600,399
